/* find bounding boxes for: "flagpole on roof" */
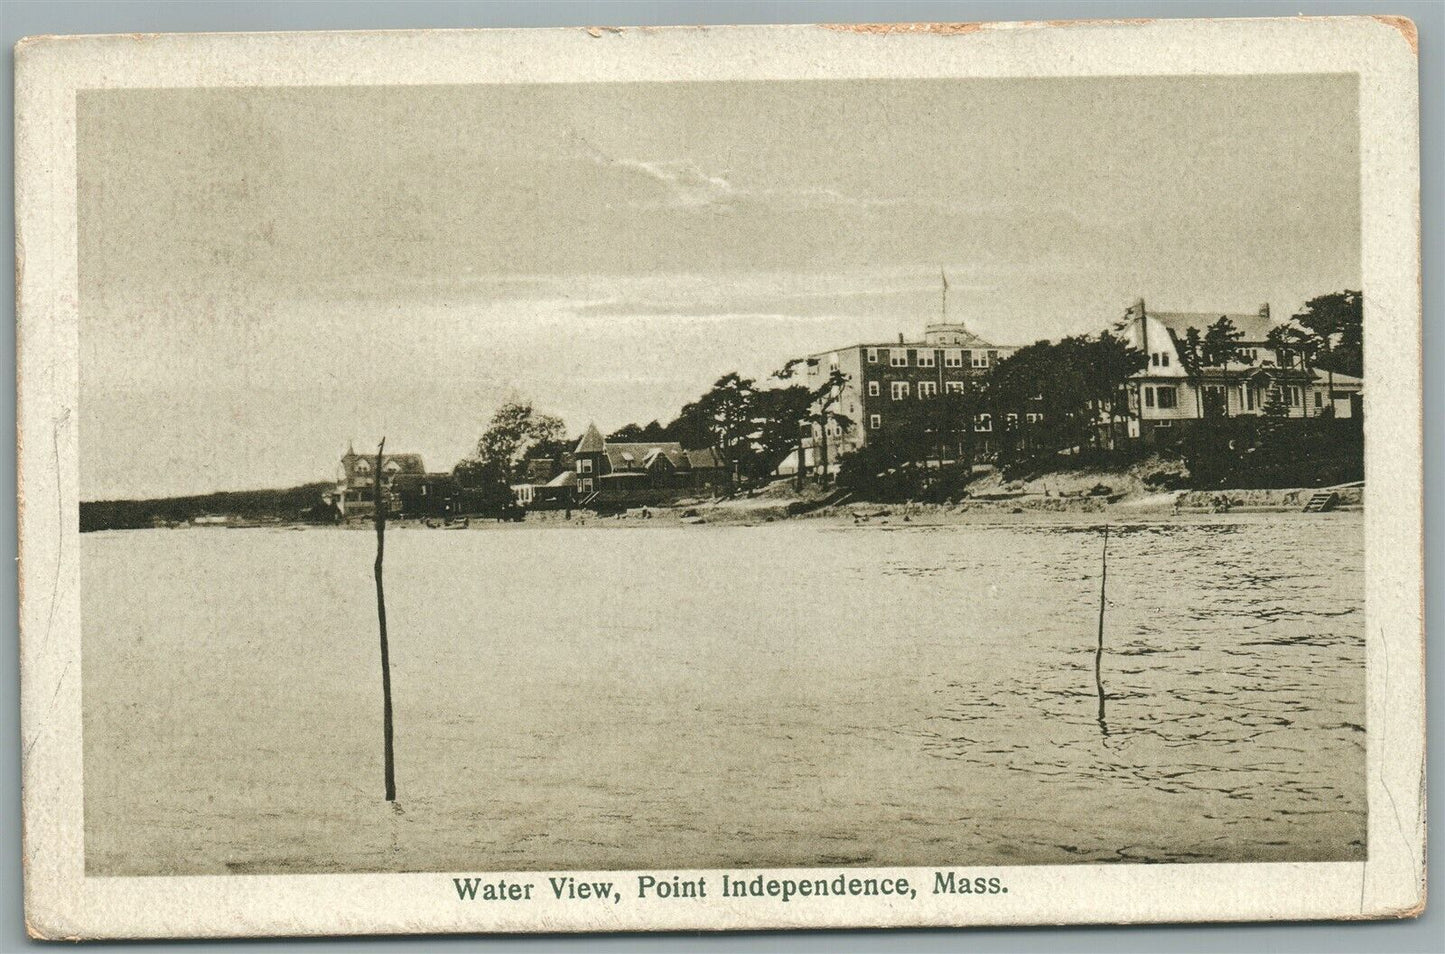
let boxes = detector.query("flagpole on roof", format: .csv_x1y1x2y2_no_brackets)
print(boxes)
940,268,948,322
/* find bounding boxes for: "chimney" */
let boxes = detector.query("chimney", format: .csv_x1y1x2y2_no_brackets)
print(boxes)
898,332,905,345
1259,303,1270,319
1129,297,1146,319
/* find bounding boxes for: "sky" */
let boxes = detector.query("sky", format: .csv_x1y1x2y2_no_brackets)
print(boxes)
78,75,1360,500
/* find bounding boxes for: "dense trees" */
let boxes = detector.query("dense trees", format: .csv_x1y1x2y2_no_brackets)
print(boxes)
1271,290,1363,377
988,333,1146,462
608,420,669,442
609,365,855,486
1266,290,1363,415
1180,416,1362,488
464,400,567,482
454,400,568,510
752,376,813,489
462,290,1354,495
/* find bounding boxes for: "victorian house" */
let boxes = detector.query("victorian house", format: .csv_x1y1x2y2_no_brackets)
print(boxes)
571,424,729,505
334,445,451,518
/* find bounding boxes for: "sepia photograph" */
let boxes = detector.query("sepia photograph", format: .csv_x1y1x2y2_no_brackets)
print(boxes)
16,16,1423,938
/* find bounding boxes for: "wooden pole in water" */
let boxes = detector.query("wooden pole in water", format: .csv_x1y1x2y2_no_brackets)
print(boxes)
374,438,396,801
1094,524,1110,734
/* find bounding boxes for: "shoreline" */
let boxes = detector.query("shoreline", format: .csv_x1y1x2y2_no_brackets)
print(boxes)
82,473,1365,533
86,493,1364,533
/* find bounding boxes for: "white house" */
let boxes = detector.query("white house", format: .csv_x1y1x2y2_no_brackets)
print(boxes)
1118,299,1363,444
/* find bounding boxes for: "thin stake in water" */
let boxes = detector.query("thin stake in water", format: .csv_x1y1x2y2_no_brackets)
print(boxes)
1094,524,1110,737
374,438,397,801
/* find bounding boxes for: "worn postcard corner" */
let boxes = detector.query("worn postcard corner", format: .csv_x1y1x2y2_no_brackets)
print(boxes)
15,15,1424,939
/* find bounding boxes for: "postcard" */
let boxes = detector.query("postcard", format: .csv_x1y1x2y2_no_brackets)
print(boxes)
15,16,1423,938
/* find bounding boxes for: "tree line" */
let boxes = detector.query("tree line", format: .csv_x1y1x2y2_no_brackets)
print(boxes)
455,288,1362,492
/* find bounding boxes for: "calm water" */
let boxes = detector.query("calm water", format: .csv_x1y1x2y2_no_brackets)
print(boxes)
82,516,1365,875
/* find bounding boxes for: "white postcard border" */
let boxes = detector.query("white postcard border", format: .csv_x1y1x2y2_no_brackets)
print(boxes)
16,17,1423,938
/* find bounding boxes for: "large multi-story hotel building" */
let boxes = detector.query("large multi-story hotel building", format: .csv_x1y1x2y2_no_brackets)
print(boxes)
795,321,1020,472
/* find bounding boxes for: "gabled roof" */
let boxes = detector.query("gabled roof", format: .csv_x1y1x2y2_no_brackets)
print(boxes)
603,442,691,472
575,423,606,455
342,451,426,474
1148,310,1278,344
686,447,726,469
545,470,578,488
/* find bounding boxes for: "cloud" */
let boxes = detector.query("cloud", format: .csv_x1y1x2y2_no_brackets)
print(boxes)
612,158,738,209
566,132,972,214
568,134,737,210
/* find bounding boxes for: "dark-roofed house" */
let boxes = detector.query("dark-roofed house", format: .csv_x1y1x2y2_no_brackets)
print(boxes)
1119,299,1363,445
572,423,729,506
335,445,434,518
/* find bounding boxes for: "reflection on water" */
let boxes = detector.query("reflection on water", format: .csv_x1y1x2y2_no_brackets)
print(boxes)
82,515,1364,875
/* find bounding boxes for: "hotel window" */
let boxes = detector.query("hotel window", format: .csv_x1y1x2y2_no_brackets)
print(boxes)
869,414,881,430
946,381,965,394
918,381,938,398
866,347,879,363
1026,412,1043,424
971,351,989,369
867,380,880,397
944,349,962,368
578,458,593,473
1006,413,1019,428
890,381,910,400
1246,388,1256,411
917,350,936,368
890,350,908,367
1150,353,1160,367
1161,353,1170,367
1314,392,1323,408
974,414,993,432
579,478,594,494
1288,385,1302,406
1144,386,1155,408
1156,386,1178,409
